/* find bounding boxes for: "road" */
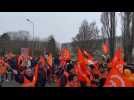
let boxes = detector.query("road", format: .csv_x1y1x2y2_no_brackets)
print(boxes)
1,80,22,87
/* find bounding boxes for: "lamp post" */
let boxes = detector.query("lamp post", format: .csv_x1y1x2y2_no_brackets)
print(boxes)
26,18,34,56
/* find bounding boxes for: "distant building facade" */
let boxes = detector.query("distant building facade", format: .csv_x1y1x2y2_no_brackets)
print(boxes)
0,40,47,55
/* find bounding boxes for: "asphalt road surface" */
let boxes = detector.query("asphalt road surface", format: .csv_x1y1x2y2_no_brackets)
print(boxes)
1,80,22,87
1,80,55,87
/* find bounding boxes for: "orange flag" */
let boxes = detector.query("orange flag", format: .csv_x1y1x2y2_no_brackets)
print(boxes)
47,53,53,67
64,48,71,60
32,64,39,86
59,48,65,66
0,59,7,76
104,48,132,87
102,41,109,55
104,67,133,87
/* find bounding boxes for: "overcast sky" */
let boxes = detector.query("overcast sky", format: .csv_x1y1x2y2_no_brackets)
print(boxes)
0,12,121,43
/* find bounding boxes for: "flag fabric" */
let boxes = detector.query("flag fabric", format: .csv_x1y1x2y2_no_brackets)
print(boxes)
74,63,86,82
17,55,24,66
77,48,84,64
111,48,125,74
80,61,88,75
112,48,122,63
47,53,53,67
0,60,7,76
23,77,33,87
77,48,93,82
19,48,30,66
75,65,91,85
64,48,71,60
59,48,71,67
102,41,109,55
77,48,86,74
74,63,81,75
104,67,133,87
83,50,101,77
82,74,91,85
32,64,39,86
59,48,65,66
104,48,133,87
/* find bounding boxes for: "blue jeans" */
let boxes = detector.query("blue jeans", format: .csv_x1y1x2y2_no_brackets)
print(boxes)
0,75,4,82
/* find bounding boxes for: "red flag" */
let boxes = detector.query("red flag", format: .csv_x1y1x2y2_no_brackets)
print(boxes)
112,48,122,62
64,48,71,60
77,48,98,84
74,64,80,75
104,67,133,87
104,48,132,87
77,48,84,63
74,63,91,84
111,48,125,74
74,63,83,81
102,41,109,55
77,48,86,73
77,48,91,76
83,50,101,77
113,49,124,65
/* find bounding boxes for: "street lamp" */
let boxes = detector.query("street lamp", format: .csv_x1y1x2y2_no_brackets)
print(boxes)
26,18,34,56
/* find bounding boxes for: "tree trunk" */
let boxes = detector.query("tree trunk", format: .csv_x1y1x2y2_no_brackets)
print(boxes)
109,12,116,59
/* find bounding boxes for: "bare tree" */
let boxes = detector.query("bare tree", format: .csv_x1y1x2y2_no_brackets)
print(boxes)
0,33,10,40
47,35,59,57
101,12,116,58
121,12,134,64
72,19,99,55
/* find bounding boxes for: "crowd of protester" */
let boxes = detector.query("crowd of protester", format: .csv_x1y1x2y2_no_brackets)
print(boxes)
0,48,134,87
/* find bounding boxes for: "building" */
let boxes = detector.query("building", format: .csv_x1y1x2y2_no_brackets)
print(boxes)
0,40,47,56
